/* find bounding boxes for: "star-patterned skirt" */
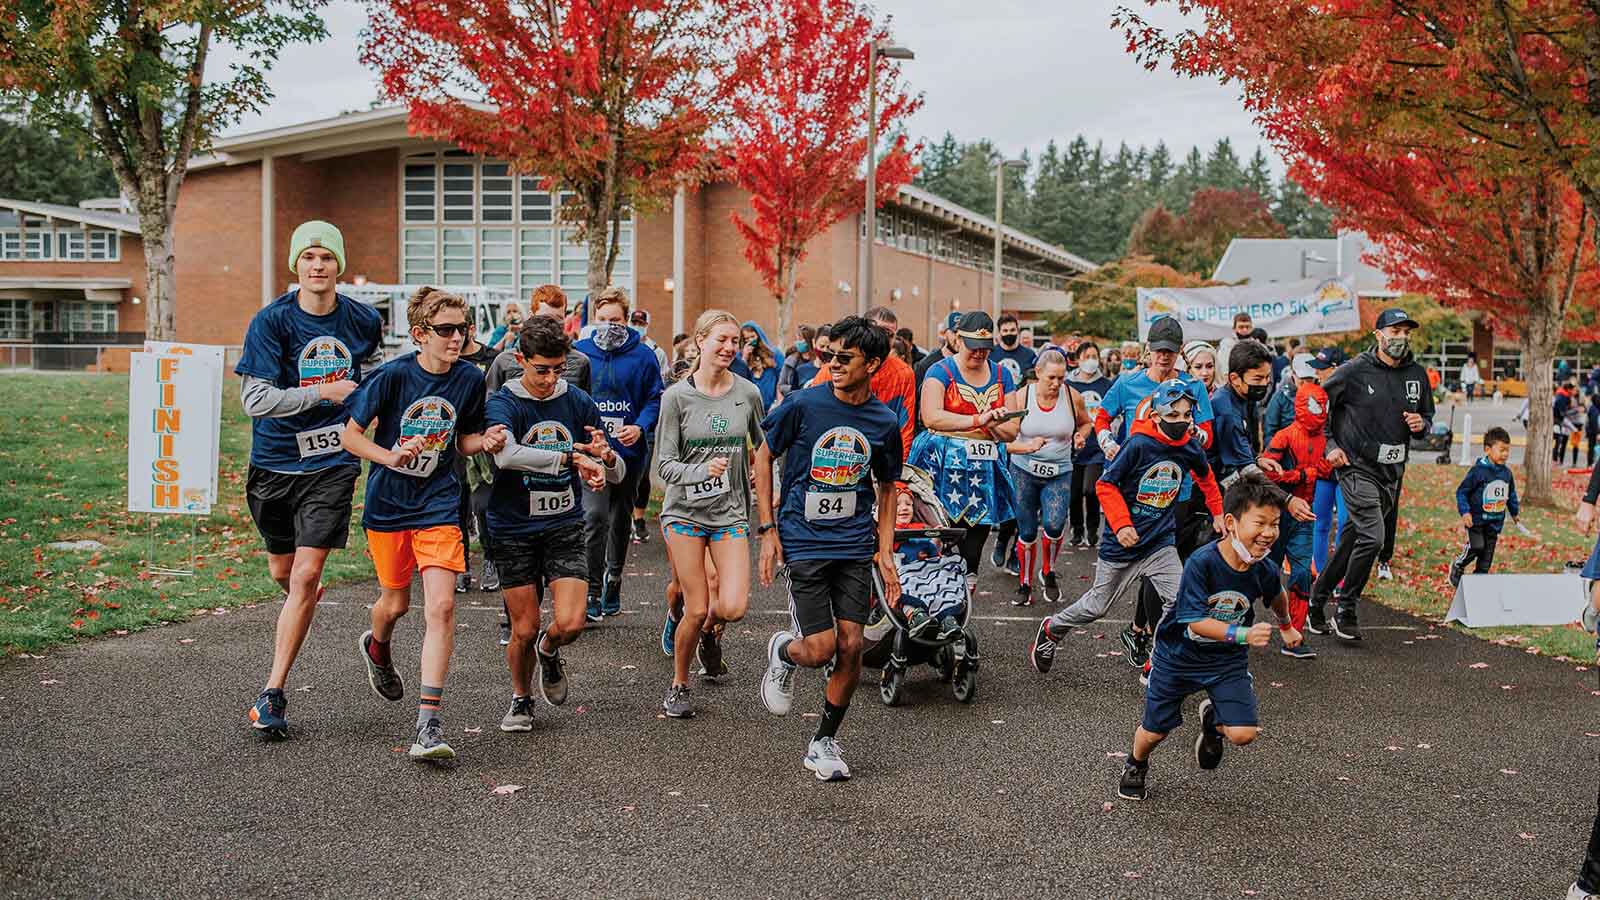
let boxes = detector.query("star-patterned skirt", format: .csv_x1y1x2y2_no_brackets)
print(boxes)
907,431,1016,527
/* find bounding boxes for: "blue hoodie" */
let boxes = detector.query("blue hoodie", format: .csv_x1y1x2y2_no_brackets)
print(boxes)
575,327,665,469
741,321,780,407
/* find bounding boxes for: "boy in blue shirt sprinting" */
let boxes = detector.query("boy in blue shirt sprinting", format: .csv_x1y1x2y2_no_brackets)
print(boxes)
1450,427,1520,586
1117,475,1304,802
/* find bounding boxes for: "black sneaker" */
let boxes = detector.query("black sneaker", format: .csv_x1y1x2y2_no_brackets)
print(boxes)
1119,625,1150,669
1306,603,1330,635
989,540,1007,570
936,615,963,642
360,630,405,701
454,572,470,594
1333,611,1363,642
601,580,622,617
1117,760,1148,801
1195,698,1225,770
1012,583,1033,607
697,629,728,681
1029,618,1058,674
1067,529,1084,547
1040,572,1061,603
480,560,501,592
536,631,568,706
1448,556,1465,588
585,595,604,623
631,518,649,544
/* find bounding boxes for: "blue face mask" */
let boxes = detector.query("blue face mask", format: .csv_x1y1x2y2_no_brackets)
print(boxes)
794,340,809,355
1122,359,1137,371
631,324,646,338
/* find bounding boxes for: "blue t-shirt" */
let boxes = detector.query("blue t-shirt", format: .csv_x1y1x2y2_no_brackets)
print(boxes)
1208,385,1257,480
483,383,602,538
345,355,487,532
1154,541,1281,677
764,385,902,561
990,345,1037,386
1071,374,1116,466
233,291,385,474
1097,430,1212,564
1455,457,1519,533
1100,369,1215,502
795,360,819,386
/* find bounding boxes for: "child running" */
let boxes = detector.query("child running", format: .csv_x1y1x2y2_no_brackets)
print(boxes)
1116,475,1305,802
341,287,505,761
755,316,903,782
484,316,623,732
1449,427,1520,586
1261,381,1333,659
654,310,767,718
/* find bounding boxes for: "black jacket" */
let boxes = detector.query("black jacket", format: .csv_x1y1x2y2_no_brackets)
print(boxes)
1324,348,1434,483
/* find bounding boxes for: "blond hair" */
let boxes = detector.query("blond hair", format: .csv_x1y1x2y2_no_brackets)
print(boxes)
692,309,740,373
593,285,630,317
407,286,468,337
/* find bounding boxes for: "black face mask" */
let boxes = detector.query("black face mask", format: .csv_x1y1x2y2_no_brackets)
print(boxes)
999,334,1018,348
1157,419,1191,441
1241,382,1269,404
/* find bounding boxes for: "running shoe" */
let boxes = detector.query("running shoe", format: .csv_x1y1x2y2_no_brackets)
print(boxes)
498,614,511,647
1448,556,1465,588
1567,883,1600,900
360,630,405,701
499,695,536,732
1306,603,1330,635
631,518,648,543
1117,760,1148,801
804,737,851,781
760,631,797,715
1002,549,1021,577
1040,572,1062,603
661,605,680,658
1012,583,1033,607
585,595,603,623
248,688,288,738
601,579,622,617
1280,640,1317,660
480,560,501,592
1119,625,1150,669
936,616,963,642
1029,618,1058,674
989,540,1007,570
409,718,456,761
536,632,568,706
1376,562,1393,581
906,607,937,640
1195,698,1224,770
662,683,694,718
1333,611,1363,642
697,629,728,681
1067,529,1084,547
455,572,471,594
1075,535,1094,549
1139,659,1151,688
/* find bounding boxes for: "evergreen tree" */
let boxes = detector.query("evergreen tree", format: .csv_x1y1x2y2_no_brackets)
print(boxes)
1202,137,1246,192
1244,147,1274,199
1273,174,1336,238
0,112,119,206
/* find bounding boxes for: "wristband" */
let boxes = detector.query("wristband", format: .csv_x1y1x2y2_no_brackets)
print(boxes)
1225,624,1239,644
757,523,776,536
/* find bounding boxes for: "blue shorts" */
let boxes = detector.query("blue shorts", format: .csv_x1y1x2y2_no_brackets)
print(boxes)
1141,660,1258,734
663,521,748,542
1582,534,1600,581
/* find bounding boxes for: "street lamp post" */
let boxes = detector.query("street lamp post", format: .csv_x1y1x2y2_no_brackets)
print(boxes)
860,39,914,316
992,158,1026,321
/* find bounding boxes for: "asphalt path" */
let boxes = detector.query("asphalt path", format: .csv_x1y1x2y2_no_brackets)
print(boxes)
3,532,1597,898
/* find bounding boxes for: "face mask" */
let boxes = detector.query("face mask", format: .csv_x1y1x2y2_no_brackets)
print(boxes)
631,325,647,339
1079,357,1100,375
1000,334,1018,348
1157,419,1190,441
594,322,630,351
794,340,809,355
1381,336,1410,359
1122,359,1137,372
1229,527,1266,564
1241,382,1269,403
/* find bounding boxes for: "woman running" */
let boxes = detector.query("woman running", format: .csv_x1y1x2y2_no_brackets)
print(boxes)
654,310,769,718
909,310,1023,593
1067,341,1116,548
1004,348,1092,606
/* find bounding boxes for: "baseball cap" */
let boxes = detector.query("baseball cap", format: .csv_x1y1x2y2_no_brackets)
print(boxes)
1310,347,1345,370
1375,307,1419,330
1147,316,1184,353
1291,352,1317,379
630,309,650,325
955,311,995,350
943,311,962,332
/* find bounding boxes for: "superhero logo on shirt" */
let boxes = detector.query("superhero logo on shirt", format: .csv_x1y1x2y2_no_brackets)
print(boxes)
298,336,353,387
1134,460,1182,508
523,420,573,453
1306,394,1324,415
810,426,870,487
1482,479,1509,514
1206,590,1250,624
997,357,1023,384
1080,390,1103,415
1405,380,1421,403
399,396,457,452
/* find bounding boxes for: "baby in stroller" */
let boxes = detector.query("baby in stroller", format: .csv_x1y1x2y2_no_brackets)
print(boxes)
895,487,966,642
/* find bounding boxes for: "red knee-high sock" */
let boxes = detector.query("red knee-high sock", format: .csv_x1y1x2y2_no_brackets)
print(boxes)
1288,587,1309,632
1041,534,1059,576
1017,539,1036,586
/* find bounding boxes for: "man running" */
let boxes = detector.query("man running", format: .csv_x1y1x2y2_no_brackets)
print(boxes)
809,305,914,461
756,316,903,782
237,220,384,739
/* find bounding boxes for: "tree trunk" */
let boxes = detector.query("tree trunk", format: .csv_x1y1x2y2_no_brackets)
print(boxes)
584,207,610,304
136,193,177,340
777,255,798,358
1519,329,1559,505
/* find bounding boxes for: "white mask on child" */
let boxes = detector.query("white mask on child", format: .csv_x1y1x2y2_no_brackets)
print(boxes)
1228,528,1266,564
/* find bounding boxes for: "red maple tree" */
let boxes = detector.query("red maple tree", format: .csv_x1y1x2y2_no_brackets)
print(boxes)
724,0,921,345
1117,1,1600,501
362,0,753,299
1127,187,1284,276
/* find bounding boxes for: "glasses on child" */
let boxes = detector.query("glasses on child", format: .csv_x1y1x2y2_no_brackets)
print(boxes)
527,364,562,376
425,322,469,338
818,351,857,365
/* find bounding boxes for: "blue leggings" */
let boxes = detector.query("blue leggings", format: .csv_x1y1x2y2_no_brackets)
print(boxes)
1012,463,1073,543
1312,478,1349,575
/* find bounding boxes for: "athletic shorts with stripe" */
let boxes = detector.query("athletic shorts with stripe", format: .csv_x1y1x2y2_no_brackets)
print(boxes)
784,558,872,637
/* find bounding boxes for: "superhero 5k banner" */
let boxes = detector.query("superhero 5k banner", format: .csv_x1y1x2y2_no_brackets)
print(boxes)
1135,277,1361,341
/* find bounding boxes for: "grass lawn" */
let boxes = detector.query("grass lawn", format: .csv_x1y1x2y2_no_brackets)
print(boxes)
1371,460,1597,661
0,373,377,655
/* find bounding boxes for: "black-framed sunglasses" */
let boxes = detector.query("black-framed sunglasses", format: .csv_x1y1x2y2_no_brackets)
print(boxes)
526,363,562,376
424,322,469,338
818,350,857,365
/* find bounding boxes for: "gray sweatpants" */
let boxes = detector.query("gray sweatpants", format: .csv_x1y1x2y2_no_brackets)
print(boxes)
1311,465,1396,614
1046,544,1183,631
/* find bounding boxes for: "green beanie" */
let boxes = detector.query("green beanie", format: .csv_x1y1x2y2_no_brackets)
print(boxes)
287,220,346,276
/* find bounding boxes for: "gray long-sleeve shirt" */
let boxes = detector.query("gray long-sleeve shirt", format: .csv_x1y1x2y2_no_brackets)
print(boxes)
654,376,766,530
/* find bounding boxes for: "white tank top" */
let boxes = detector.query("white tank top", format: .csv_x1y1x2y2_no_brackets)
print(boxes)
1013,383,1077,473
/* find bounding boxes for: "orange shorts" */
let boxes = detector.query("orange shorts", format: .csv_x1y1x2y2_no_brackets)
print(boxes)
365,526,466,589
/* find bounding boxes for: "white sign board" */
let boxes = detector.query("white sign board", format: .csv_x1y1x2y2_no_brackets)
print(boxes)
143,341,225,502
1444,573,1589,627
127,352,220,515
1136,276,1361,341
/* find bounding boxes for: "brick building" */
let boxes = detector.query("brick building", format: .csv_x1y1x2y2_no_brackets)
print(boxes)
1,107,1094,359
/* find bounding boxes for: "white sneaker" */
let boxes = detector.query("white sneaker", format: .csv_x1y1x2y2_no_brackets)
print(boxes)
759,631,797,716
1568,883,1600,900
1377,563,1393,581
804,737,851,781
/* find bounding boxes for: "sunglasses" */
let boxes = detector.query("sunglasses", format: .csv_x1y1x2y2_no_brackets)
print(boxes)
424,322,469,338
526,364,562,376
818,351,858,365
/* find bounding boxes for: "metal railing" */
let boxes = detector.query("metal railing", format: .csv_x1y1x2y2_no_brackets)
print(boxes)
0,343,245,373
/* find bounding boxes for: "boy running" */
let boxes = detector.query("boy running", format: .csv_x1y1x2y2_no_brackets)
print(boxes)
1449,427,1520,586
1261,381,1333,659
755,317,903,782
484,316,624,732
236,221,384,738
341,287,505,760
1117,476,1304,802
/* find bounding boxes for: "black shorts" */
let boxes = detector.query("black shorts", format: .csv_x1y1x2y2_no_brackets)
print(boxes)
493,527,588,590
785,558,873,637
246,464,358,555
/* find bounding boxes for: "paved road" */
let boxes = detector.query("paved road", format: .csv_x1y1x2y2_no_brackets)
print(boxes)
3,533,1597,898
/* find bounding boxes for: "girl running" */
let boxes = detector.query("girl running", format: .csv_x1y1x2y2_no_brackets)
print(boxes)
654,310,769,718
1068,341,1116,548
1004,348,1093,606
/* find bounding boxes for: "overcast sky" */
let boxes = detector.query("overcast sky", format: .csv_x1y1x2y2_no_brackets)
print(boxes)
218,0,1273,168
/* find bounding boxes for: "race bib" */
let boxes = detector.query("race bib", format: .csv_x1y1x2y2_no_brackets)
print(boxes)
1376,443,1407,465
1025,459,1061,479
528,488,575,516
804,489,857,521
295,425,344,459
966,440,998,462
686,473,730,502
601,416,626,437
387,446,441,479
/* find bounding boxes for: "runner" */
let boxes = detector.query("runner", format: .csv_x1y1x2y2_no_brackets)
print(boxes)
755,316,903,782
575,287,665,621
1067,341,1115,548
341,286,504,760
454,315,501,595
629,308,670,546
1003,348,1092,606
987,312,1038,573
809,306,915,461
654,310,767,718
237,220,384,739
483,316,623,732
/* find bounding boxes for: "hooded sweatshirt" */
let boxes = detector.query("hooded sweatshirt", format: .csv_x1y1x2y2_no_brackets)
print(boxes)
1323,347,1434,483
1263,382,1333,504
575,327,665,470
1095,416,1222,564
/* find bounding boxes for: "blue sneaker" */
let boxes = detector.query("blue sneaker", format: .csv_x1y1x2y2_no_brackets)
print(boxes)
661,607,679,657
601,578,622,617
248,689,287,738
585,595,603,624
1280,640,1318,660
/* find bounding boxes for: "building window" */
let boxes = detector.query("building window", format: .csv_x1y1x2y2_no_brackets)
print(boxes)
479,228,514,287
31,301,54,335
402,228,437,283
58,229,86,260
404,161,437,223
518,228,554,294
0,299,30,339
441,163,475,223
61,301,117,333
87,229,119,261
22,216,51,260
441,228,475,285
480,164,513,223
520,178,553,223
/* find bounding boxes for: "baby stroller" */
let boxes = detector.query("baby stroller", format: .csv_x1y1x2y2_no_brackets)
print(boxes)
826,465,979,706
